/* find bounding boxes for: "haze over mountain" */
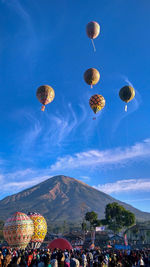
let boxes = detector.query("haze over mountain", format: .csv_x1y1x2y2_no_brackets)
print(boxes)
0,175,150,223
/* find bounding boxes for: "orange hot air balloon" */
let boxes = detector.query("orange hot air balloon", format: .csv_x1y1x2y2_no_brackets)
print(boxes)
36,85,55,111
89,94,105,114
84,68,100,88
86,21,100,39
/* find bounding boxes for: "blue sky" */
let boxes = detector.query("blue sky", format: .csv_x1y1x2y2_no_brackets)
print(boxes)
0,0,150,212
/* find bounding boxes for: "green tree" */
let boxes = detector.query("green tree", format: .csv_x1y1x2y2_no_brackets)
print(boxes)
102,202,135,234
81,221,87,231
85,211,101,230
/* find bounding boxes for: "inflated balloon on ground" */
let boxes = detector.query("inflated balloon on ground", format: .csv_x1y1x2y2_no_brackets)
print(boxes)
36,85,55,111
28,212,47,249
84,68,100,88
3,212,34,249
89,94,105,114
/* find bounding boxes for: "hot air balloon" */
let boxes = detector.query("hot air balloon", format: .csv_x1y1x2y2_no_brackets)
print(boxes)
119,85,135,111
48,238,73,251
84,68,100,88
3,212,34,249
36,85,55,111
89,94,105,114
27,212,47,249
86,21,100,51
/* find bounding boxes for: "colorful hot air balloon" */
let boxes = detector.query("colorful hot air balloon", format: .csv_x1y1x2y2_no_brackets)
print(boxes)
3,212,34,249
86,21,100,51
119,85,135,111
27,212,47,249
36,85,55,111
84,68,100,88
89,94,105,114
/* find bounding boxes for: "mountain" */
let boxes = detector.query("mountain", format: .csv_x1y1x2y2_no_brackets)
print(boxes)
0,175,150,223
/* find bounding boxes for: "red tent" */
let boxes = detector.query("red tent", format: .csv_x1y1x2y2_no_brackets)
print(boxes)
47,238,73,251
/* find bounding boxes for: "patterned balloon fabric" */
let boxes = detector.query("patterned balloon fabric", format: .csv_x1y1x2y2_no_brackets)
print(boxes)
89,94,105,114
28,212,47,249
36,85,55,109
3,212,34,249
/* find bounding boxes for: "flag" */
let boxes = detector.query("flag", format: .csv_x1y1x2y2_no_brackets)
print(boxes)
124,234,128,246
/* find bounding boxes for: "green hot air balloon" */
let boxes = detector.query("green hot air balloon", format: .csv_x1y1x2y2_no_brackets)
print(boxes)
119,85,135,111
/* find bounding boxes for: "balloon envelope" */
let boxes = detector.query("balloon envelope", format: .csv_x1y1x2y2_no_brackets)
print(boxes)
86,21,100,39
3,212,34,249
84,68,100,86
36,85,55,111
89,94,105,114
48,238,73,251
28,212,47,249
119,85,135,103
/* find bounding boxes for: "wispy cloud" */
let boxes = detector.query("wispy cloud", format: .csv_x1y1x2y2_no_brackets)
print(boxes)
2,0,32,30
2,0,37,60
6,0,30,21
80,175,91,181
125,198,150,203
94,179,150,194
47,103,79,145
2,175,50,191
0,168,53,198
50,138,150,172
111,74,142,134
16,103,87,160
18,113,42,156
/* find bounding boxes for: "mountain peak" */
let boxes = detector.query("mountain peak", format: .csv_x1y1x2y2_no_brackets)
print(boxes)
0,175,150,223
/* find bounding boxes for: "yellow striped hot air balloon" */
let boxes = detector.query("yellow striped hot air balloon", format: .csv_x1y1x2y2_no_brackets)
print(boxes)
27,212,47,249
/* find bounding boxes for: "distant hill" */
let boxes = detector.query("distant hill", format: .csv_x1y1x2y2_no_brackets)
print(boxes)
0,175,150,223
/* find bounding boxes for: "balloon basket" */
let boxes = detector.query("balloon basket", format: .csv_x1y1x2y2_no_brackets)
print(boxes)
41,105,45,111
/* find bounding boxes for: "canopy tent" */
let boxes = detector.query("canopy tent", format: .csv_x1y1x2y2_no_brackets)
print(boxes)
47,238,73,251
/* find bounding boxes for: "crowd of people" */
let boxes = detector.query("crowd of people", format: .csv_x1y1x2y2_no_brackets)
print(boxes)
0,247,150,267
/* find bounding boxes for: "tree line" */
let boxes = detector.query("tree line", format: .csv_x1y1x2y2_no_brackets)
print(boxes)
82,202,135,234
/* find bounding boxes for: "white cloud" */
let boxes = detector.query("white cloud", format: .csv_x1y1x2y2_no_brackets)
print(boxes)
2,175,50,191
0,168,53,198
125,198,150,203
0,174,4,182
80,175,91,181
19,103,86,155
50,138,150,171
94,179,150,194
49,103,78,145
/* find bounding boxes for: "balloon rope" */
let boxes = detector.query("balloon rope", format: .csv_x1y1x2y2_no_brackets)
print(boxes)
91,39,96,52
125,105,127,112
91,84,93,88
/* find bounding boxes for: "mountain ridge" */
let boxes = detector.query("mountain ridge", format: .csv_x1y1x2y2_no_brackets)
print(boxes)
0,175,150,223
